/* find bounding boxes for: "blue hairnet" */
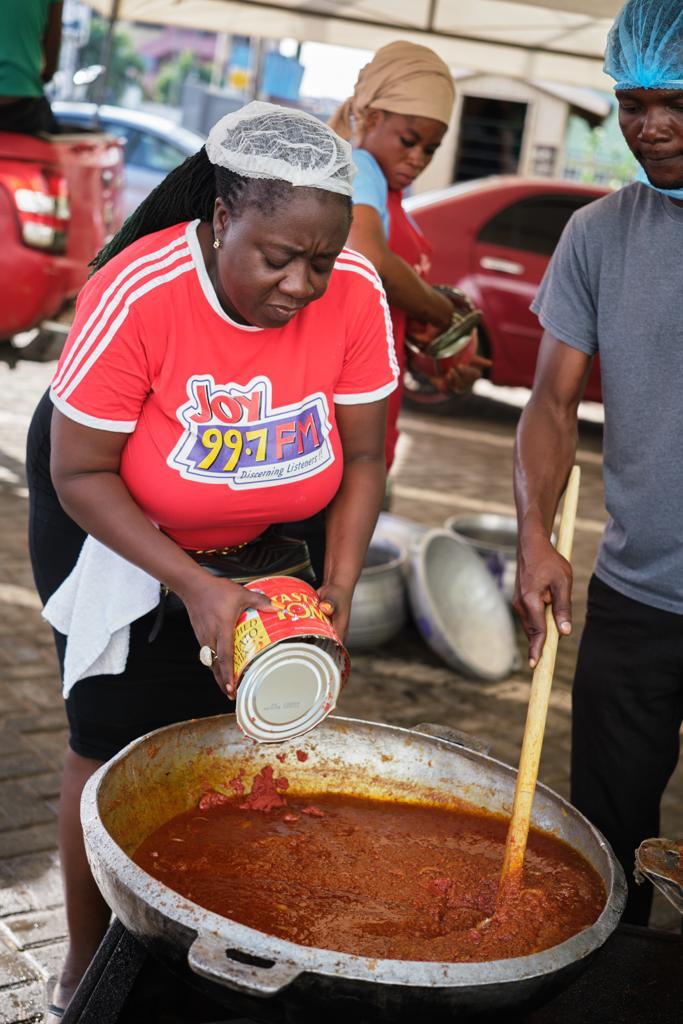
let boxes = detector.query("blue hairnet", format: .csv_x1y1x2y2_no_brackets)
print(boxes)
604,0,683,91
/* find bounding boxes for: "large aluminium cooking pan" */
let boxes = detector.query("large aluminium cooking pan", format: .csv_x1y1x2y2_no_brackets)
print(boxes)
81,716,626,1022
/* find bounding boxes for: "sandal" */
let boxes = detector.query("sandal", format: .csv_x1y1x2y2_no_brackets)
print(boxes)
45,978,66,1020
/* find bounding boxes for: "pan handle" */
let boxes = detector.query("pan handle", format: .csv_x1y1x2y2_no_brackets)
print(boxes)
412,722,491,756
188,933,302,995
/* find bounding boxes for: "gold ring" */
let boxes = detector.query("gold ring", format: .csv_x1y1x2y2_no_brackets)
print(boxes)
199,645,217,668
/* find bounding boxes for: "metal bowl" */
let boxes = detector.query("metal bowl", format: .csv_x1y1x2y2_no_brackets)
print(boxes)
444,513,518,603
372,512,427,573
346,537,407,651
405,331,477,380
80,715,626,1023
444,515,556,605
408,529,517,680
445,514,518,556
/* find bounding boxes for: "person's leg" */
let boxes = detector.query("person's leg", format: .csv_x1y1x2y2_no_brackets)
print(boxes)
26,393,232,1014
49,750,110,1014
47,610,231,1016
570,576,683,925
26,393,105,1016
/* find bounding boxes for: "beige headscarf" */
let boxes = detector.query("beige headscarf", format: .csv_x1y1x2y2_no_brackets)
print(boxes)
329,41,455,146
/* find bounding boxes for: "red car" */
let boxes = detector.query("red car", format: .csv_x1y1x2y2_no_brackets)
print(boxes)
405,176,609,403
0,128,124,362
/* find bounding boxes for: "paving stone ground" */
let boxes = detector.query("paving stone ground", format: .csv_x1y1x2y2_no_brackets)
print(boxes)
0,362,681,1022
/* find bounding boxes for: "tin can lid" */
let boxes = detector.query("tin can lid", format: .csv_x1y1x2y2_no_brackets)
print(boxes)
236,641,341,743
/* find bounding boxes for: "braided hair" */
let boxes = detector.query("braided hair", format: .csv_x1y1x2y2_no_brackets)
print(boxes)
91,146,351,273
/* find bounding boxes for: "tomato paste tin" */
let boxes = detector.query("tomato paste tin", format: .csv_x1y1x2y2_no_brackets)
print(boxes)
233,576,349,743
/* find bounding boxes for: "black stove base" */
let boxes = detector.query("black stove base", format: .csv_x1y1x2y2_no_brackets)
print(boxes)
61,919,683,1024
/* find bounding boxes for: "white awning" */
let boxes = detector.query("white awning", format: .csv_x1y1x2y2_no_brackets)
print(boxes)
84,1,624,91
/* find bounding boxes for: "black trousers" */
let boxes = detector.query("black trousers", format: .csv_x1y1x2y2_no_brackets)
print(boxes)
570,574,683,925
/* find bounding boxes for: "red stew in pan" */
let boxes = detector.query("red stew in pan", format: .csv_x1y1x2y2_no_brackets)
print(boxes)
134,765,605,963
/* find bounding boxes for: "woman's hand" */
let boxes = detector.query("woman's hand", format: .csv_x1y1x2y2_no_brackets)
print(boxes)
513,528,573,669
407,324,492,395
442,351,492,394
405,317,441,346
317,582,354,640
179,576,273,699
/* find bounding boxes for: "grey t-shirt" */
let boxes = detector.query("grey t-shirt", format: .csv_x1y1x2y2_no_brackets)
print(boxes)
531,182,683,614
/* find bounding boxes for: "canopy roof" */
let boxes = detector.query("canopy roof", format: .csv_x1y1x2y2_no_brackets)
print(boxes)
85,0,625,90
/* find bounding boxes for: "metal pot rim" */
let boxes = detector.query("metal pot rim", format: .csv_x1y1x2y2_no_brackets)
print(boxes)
81,716,626,992
360,537,407,577
443,514,518,557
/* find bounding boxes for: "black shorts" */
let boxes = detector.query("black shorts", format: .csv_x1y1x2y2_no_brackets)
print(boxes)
61,611,232,762
26,390,324,762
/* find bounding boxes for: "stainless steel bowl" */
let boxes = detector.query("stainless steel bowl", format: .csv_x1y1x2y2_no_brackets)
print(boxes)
444,514,518,603
346,537,407,650
81,715,626,1022
408,529,517,680
444,515,556,605
445,514,519,556
372,512,427,571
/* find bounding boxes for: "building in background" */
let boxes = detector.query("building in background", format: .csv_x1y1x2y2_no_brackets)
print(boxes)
412,72,624,196
57,15,634,191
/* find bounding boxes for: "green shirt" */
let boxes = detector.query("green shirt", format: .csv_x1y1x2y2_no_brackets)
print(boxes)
0,0,59,98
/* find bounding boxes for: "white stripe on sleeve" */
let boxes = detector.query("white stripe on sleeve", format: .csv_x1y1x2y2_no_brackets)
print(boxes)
332,260,399,380
59,259,194,402
333,379,398,405
53,242,192,397
50,389,137,432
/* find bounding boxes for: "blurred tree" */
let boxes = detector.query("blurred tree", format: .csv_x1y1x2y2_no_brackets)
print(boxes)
79,15,144,103
564,99,637,187
155,50,212,107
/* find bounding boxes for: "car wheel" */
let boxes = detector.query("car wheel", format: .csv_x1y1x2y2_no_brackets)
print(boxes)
0,322,70,367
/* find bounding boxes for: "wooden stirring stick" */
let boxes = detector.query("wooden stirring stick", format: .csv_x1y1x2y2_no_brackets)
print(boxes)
498,465,581,897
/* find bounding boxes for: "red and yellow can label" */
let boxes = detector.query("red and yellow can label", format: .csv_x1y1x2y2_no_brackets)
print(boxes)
232,576,349,686
233,608,271,680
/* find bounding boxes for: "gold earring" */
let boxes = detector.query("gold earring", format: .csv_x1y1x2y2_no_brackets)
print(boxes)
213,238,221,250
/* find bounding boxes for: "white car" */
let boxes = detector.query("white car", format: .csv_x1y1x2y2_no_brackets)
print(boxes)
52,103,206,218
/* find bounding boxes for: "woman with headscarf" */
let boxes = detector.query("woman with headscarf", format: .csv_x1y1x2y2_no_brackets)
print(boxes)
330,41,490,468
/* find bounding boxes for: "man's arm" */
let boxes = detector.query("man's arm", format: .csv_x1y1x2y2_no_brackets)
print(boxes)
42,2,63,83
513,332,593,666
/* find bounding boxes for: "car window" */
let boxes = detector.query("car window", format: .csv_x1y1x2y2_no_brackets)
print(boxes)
123,132,187,174
477,194,597,256
99,121,139,157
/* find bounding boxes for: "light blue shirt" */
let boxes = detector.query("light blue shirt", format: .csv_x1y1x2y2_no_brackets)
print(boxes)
351,149,389,237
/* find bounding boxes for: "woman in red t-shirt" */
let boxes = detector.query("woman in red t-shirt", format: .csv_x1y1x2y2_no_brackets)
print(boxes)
27,103,397,1019
330,41,491,468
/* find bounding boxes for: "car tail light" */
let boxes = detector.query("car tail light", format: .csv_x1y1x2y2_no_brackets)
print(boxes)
0,167,70,253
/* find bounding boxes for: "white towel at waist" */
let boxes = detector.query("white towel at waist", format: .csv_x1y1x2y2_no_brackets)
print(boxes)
42,535,161,698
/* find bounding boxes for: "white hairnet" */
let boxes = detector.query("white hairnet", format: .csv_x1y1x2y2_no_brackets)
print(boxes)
604,0,683,91
206,101,355,197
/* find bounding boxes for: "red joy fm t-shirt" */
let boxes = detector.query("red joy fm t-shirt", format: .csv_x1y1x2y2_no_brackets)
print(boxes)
50,221,398,549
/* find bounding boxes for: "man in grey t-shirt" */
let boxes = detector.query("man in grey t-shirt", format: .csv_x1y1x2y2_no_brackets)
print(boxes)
514,0,683,925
